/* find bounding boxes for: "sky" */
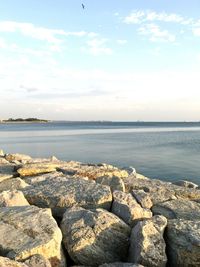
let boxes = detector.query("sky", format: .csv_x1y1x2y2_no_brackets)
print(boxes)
0,0,200,121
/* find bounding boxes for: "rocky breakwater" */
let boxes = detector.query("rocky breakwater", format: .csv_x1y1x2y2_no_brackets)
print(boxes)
0,150,200,267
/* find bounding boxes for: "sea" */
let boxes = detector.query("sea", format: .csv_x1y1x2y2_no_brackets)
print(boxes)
0,121,200,185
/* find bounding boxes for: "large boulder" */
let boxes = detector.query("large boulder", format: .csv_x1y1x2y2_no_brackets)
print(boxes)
111,191,152,227
0,190,29,207
22,172,65,185
152,199,200,220
0,178,29,192
128,215,167,267
131,189,153,209
61,207,131,266
173,180,199,189
124,177,200,204
166,219,200,267
96,176,125,192
0,206,66,266
22,177,112,217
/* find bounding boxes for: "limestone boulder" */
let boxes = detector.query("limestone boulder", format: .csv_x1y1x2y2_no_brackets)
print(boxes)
0,178,29,192
22,177,112,217
166,219,200,267
24,254,51,267
111,191,152,227
128,215,167,267
152,199,200,220
0,163,17,176
5,153,32,163
0,173,14,183
0,157,9,164
22,172,65,185
96,176,125,192
173,180,199,189
131,189,153,209
0,206,66,266
61,207,131,266
0,257,28,267
0,190,29,207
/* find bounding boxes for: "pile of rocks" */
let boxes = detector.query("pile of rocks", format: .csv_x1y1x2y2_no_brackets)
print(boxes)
0,150,199,267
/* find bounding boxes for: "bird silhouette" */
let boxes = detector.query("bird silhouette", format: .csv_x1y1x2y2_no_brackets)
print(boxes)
82,3,85,9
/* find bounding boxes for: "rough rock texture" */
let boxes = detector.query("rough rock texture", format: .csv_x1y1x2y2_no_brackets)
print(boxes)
173,180,199,189
5,153,32,163
124,177,200,204
0,164,16,175
58,162,128,180
61,207,131,267
128,215,167,267
24,254,51,267
22,172,65,185
0,157,10,164
0,206,66,267
0,178,29,192
152,199,200,220
131,189,153,209
99,264,144,267
111,191,152,227
0,257,28,267
22,177,112,217
166,219,200,267
96,176,125,192
0,190,30,207
0,173,14,182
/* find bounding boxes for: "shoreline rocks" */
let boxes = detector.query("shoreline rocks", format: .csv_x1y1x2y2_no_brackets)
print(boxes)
0,151,200,266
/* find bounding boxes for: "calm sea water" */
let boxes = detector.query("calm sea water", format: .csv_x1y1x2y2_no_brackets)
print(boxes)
0,121,200,185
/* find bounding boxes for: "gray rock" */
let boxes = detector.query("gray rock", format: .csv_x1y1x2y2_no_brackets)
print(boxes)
0,206,66,266
0,190,29,207
61,207,131,267
0,178,29,192
24,254,51,267
99,264,144,267
132,189,153,209
111,191,152,227
22,177,112,217
121,166,136,176
173,180,199,189
96,176,125,192
128,215,167,267
0,163,17,175
166,219,200,267
152,199,200,220
124,177,200,204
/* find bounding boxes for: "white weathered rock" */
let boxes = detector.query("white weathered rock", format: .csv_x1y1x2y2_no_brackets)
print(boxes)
0,190,29,207
0,173,14,183
0,178,29,192
128,215,167,267
22,177,112,217
24,254,51,267
0,206,66,266
121,166,136,176
61,207,131,266
173,180,199,189
152,199,200,220
96,176,125,192
131,189,153,209
0,157,9,164
166,219,200,267
5,153,32,162
111,191,152,227
0,256,28,267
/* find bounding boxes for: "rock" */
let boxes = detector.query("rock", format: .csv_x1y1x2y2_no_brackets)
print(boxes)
0,157,9,164
61,207,131,267
0,173,14,183
111,191,152,227
152,199,200,220
173,180,199,189
5,153,32,163
58,162,129,180
96,176,125,192
0,190,29,207
128,215,167,267
124,177,200,204
0,206,66,266
121,166,136,176
22,171,65,185
24,254,51,267
131,189,153,209
0,256,28,267
0,149,4,156
166,219,200,267
0,178,29,192
22,177,112,217
0,164,17,175
99,264,144,267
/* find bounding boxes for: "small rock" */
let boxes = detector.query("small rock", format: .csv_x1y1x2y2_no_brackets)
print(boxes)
0,190,29,207
24,254,51,267
96,176,125,192
0,256,28,267
173,180,199,189
61,206,131,266
0,178,29,192
132,189,153,209
122,166,136,176
152,199,200,220
128,215,167,267
166,219,200,267
111,191,152,227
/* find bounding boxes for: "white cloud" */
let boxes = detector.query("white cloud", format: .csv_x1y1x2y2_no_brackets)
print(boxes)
117,39,127,45
192,27,200,36
124,11,145,24
138,23,176,42
85,38,113,55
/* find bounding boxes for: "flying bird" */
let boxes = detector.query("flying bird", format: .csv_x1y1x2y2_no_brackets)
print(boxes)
82,3,85,9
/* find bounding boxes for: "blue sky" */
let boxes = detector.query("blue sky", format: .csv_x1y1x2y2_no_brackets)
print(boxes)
0,0,200,121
